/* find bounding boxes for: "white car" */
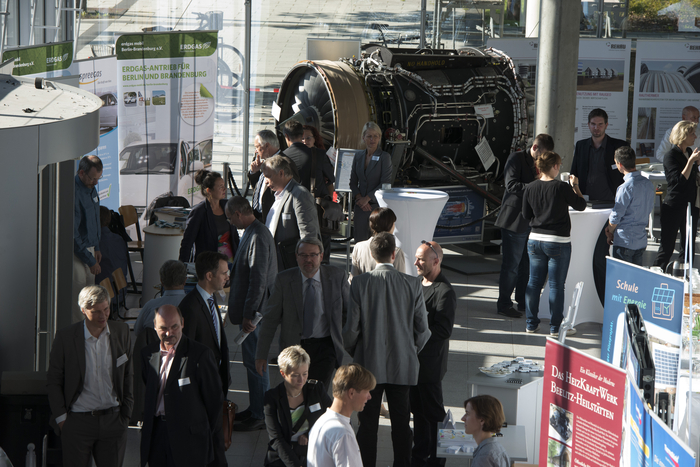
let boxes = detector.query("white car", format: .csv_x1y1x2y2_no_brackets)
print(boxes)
98,93,118,128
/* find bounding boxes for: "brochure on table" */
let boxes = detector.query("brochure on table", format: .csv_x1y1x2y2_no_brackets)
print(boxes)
600,258,684,402
116,31,218,211
487,38,630,141
631,41,700,161
73,56,120,211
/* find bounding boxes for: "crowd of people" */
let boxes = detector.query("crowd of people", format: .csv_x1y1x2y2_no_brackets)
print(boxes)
60,119,514,467
496,107,699,336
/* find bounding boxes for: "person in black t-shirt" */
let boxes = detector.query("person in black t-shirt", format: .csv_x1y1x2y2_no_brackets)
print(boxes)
522,151,586,338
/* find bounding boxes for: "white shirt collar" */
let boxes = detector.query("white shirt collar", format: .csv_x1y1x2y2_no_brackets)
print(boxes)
83,320,110,340
301,268,322,283
196,283,213,303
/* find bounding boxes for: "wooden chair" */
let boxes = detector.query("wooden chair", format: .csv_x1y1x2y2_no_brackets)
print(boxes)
119,205,144,293
112,268,131,320
98,277,117,319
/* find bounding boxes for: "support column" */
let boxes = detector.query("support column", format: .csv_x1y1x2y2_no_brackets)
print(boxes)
534,0,579,170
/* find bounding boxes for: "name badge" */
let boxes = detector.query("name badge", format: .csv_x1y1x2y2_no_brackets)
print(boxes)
371,156,380,161
93,196,99,203
309,403,322,413
116,353,128,367
178,377,191,386
282,213,292,220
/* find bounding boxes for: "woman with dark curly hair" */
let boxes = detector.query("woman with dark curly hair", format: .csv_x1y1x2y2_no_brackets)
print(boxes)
302,125,326,151
178,169,239,262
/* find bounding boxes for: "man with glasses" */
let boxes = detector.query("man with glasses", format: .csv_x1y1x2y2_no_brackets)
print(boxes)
256,236,349,390
177,251,230,462
73,155,104,323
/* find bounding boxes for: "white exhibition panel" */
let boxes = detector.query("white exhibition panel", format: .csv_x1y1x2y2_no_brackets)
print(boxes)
376,188,449,276
538,208,611,325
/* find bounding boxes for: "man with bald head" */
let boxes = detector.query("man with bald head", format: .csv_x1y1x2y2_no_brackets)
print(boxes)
410,241,456,467
656,106,700,161
141,305,225,467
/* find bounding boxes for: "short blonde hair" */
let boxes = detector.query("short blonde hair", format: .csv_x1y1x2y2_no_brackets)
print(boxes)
670,120,698,146
277,345,310,374
361,121,382,140
332,363,376,398
78,285,110,310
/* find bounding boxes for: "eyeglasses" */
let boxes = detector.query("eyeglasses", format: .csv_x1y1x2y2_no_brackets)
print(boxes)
421,240,438,258
297,253,321,259
85,173,103,183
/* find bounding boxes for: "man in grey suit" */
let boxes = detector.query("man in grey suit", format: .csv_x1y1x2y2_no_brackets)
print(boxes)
262,155,320,271
47,285,133,467
225,196,276,431
344,232,431,467
256,236,349,390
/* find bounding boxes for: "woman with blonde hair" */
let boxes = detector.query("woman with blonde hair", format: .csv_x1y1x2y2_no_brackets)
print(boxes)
263,346,332,467
654,120,700,271
350,122,393,242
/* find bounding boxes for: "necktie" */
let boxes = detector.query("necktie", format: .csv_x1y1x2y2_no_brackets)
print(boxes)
303,278,316,338
252,176,263,212
208,296,221,347
156,347,175,416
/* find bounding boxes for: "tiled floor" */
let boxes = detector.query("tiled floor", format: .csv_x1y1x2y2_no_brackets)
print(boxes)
118,240,619,466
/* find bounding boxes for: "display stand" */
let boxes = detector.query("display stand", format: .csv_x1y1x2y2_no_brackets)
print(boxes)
142,225,183,305
375,188,449,276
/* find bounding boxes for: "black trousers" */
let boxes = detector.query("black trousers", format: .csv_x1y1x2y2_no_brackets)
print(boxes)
357,383,412,467
148,417,178,467
593,223,609,307
300,336,337,390
654,202,699,271
409,383,446,467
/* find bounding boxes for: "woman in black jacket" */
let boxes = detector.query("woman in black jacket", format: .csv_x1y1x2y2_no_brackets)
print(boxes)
264,346,332,467
178,169,239,262
654,120,700,271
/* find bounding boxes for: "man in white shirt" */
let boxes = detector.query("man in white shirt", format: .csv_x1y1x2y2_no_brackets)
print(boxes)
47,285,133,467
307,363,376,467
656,106,699,161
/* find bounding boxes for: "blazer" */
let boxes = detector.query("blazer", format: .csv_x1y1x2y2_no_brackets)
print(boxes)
283,143,314,191
417,272,456,383
267,179,321,270
343,264,431,386
140,336,224,467
351,238,407,276
47,321,133,425
570,135,628,198
179,198,240,262
179,288,230,395
257,265,349,368
349,147,392,205
250,171,275,222
494,149,538,233
228,219,278,324
263,380,333,467
663,145,698,207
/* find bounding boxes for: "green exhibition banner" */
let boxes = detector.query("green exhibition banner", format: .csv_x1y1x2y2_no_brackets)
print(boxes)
116,31,217,210
2,41,73,77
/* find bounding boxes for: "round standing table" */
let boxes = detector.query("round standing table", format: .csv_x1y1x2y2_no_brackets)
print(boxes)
538,207,612,325
375,188,449,276
142,224,183,304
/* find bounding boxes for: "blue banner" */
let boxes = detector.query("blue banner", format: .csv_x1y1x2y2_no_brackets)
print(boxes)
601,258,684,366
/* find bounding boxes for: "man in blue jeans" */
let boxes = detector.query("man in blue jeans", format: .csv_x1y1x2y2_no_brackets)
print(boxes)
226,196,276,431
605,147,655,266
494,134,553,318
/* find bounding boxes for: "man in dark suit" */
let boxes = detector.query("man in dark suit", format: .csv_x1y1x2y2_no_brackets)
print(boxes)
281,120,313,190
179,251,230,394
47,285,133,467
250,129,280,221
263,155,320,271
494,134,553,318
344,232,431,467
410,241,456,467
225,196,277,431
570,108,629,305
141,304,225,467
256,236,349,390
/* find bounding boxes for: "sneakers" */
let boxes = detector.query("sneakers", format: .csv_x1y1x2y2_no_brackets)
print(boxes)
497,307,523,318
550,327,577,338
525,325,540,333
